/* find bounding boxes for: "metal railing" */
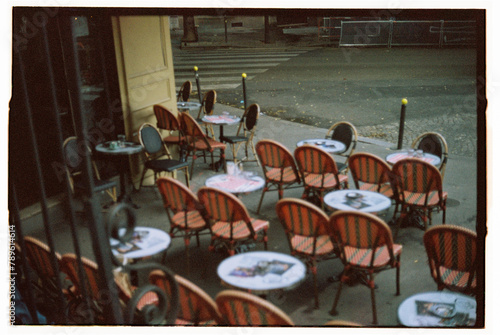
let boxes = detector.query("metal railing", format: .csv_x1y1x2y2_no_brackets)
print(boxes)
10,9,178,325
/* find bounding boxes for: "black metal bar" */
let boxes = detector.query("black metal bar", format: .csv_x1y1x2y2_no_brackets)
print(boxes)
41,22,94,323
64,15,124,324
9,181,39,324
242,73,247,111
397,98,408,150
14,41,68,322
194,65,202,103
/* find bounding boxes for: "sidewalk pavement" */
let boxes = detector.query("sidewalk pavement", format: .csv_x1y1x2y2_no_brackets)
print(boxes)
24,103,479,326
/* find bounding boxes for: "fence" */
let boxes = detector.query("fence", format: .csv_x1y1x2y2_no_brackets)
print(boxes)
338,20,476,47
10,9,178,325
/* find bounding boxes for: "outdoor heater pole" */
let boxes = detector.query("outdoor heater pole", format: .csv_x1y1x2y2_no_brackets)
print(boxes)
397,98,408,150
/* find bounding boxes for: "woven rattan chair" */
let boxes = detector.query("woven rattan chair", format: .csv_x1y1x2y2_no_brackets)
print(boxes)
255,139,301,214
412,132,449,178
63,136,117,203
294,145,348,210
149,271,221,325
196,89,216,138
138,123,190,190
153,105,184,147
180,112,226,178
220,103,260,166
22,236,69,321
156,177,209,273
423,225,477,295
177,80,192,102
327,211,402,325
276,198,338,308
325,121,358,174
215,290,294,326
348,152,393,198
197,187,269,256
60,254,160,324
391,158,447,237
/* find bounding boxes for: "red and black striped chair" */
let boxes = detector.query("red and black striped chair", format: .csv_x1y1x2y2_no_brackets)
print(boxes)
22,236,69,319
348,152,393,198
156,177,209,273
391,158,448,236
255,139,301,214
149,271,221,325
327,211,402,325
60,254,159,324
294,144,349,210
276,198,338,308
197,187,269,256
423,225,477,295
215,290,294,326
180,112,226,178
153,105,184,146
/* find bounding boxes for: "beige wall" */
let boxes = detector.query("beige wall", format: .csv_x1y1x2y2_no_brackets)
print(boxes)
112,15,178,185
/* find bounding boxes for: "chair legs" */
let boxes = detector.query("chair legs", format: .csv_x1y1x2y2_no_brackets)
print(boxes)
331,264,400,325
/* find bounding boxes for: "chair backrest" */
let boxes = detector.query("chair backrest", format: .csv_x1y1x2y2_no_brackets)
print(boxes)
138,123,167,158
328,211,396,266
348,152,391,188
294,144,339,175
156,177,200,213
24,236,62,280
153,105,180,132
180,112,212,149
60,253,133,302
63,136,85,174
276,198,330,237
180,112,205,138
177,81,192,102
423,225,477,293
241,103,260,133
325,121,357,155
412,132,448,176
60,253,104,301
392,158,443,194
197,187,251,225
255,139,297,170
198,90,216,119
215,290,294,326
149,271,221,325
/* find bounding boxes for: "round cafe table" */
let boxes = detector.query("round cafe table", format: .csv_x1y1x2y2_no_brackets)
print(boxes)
110,226,171,265
386,151,441,166
95,141,143,206
397,291,476,327
296,138,346,154
217,251,306,296
323,189,392,213
201,114,241,141
205,173,265,195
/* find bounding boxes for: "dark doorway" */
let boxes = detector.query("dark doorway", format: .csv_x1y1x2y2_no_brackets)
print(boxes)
10,9,123,208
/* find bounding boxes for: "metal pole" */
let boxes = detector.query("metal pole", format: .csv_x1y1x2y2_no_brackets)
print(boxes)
397,98,408,150
194,66,202,103
242,73,247,110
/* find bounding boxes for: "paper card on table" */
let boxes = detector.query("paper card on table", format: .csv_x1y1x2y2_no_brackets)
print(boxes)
229,258,295,278
415,300,474,327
